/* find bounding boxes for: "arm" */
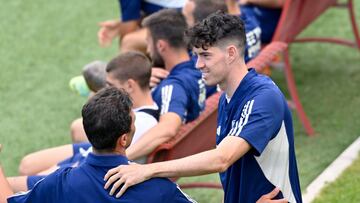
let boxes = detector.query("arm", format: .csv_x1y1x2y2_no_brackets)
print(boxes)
239,0,285,8
149,68,169,88
104,135,251,197
126,112,182,160
97,20,139,47
0,167,13,203
0,145,14,203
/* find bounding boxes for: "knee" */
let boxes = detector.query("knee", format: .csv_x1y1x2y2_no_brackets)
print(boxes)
18,155,35,175
120,33,146,53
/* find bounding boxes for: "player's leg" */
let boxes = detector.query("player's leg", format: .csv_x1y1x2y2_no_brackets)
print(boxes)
18,144,73,176
120,28,147,53
7,176,28,192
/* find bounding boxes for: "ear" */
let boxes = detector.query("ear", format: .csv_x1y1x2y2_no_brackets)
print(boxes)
156,39,167,53
126,79,137,94
226,45,238,64
117,134,128,148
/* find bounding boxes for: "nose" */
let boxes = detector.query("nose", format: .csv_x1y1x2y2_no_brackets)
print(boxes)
195,57,205,70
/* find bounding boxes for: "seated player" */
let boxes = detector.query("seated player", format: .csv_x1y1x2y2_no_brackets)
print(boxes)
98,0,186,53
124,9,206,161
239,0,285,43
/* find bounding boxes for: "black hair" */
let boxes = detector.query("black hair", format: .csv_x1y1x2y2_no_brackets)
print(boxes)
186,11,246,56
82,87,133,151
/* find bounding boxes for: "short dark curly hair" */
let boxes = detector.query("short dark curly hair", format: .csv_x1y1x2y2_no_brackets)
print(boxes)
82,87,133,151
186,11,246,56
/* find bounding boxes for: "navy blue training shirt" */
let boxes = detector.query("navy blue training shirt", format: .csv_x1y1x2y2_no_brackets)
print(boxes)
216,69,302,203
152,60,206,123
9,153,196,203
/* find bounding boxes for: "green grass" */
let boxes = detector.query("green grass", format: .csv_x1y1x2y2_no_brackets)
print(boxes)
313,153,360,203
0,0,119,175
0,1,359,203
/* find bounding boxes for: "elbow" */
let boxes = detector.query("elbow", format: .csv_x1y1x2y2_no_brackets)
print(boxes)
18,156,34,175
167,128,178,139
216,153,231,173
161,125,179,141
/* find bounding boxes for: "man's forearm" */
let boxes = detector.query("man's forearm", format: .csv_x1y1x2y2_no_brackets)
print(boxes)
148,148,229,178
0,166,14,203
146,136,251,178
126,127,170,160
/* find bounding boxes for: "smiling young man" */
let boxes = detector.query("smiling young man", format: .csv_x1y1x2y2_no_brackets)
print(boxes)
150,0,261,97
103,11,302,203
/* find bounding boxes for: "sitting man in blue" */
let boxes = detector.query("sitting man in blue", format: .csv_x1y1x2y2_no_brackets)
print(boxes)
125,9,206,161
0,87,196,203
98,0,185,52
239,0,284,43
103,11,302,203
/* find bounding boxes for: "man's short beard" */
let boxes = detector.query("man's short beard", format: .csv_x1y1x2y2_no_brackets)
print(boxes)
151,49,165,68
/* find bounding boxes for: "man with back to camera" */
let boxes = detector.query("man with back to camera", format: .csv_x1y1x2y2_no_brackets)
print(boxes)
0,87,196,203
104,11,302,203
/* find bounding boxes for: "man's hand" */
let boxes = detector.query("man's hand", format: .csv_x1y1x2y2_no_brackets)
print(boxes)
97,20,121,47
104,163,151,198
256,188,287,203
150,68,169,88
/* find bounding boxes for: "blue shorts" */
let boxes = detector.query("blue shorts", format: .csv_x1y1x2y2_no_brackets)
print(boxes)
119,0,164,22
241,5,282,43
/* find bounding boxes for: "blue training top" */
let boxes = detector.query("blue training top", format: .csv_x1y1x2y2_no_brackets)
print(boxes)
9,153,196,203
240,5,282,43
216,69,302,203
26,142,92,189
240,12,261,63
151,60,206,123
119,0,184,22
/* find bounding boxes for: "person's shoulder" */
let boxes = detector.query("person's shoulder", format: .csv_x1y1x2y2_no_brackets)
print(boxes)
127,178,176,199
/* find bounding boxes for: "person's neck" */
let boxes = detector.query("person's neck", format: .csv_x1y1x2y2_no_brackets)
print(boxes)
220,61,248,98
92,146,126,156
132,89,154,109
164,48,190,72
